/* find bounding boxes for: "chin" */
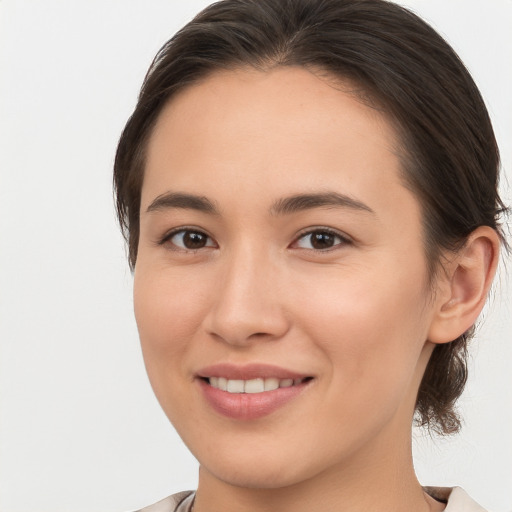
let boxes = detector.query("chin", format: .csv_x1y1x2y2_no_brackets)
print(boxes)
201,458,311,490
192,435,335,491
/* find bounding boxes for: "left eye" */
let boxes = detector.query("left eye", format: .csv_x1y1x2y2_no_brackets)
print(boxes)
294,230,348,250
165,229,216,250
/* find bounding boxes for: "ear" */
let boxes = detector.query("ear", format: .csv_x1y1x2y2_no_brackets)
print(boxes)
428,226,500,344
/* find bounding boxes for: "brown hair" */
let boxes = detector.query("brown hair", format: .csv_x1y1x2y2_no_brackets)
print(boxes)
114,0,508,434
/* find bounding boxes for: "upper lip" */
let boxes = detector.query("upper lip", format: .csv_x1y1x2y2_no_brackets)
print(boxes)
196,363,311,380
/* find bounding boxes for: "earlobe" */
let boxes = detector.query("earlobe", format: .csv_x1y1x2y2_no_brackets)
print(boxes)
428,226,500,344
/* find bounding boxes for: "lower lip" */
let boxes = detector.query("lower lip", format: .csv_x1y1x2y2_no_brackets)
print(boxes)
198,379,310,420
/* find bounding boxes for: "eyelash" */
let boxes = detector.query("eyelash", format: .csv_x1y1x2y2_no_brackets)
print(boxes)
158,227,352,252
293,227,352,251
158,227,216,252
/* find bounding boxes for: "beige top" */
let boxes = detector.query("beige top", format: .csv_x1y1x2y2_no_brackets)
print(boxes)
135,487,488,512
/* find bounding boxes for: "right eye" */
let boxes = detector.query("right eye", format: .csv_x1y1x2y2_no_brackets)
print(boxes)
162,229,216,251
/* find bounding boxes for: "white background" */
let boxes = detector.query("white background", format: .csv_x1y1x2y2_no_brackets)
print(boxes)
0,1,510,511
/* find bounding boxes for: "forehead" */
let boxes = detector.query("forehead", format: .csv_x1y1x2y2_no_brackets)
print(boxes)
141,67,417,226
149,66,395,148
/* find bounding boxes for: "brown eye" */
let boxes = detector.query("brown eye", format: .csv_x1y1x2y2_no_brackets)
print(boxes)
167,229,215,250
295,229,349,251
311,232,336,249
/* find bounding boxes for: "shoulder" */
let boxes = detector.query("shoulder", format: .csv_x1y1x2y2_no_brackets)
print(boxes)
133,487,487,512
424,487,488,512
132,491,195,512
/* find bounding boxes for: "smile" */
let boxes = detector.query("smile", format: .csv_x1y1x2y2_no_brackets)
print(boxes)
207,376,308,393
197,364,314,420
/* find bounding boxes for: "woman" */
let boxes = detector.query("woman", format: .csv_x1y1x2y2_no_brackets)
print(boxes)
113,0,508,511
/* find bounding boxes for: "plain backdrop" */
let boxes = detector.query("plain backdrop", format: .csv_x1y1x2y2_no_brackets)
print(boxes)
0,1,511,511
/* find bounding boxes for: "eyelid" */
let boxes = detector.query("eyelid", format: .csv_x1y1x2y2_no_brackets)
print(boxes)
291,226,353,250
155,225,352,251
157,226,217,250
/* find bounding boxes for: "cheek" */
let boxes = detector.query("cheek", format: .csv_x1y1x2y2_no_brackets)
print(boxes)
132,264,217,429
133,266,209,379
296,261,430,392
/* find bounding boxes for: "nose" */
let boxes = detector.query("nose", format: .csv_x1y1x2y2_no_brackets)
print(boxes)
203,246,290,346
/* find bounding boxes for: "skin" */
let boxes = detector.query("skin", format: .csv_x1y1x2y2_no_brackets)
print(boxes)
134,67,498,512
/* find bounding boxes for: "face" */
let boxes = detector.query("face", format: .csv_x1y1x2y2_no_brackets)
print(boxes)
134,67,439,489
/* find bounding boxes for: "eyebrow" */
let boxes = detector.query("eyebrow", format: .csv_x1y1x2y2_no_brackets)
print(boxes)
145,190,374,216
270,192,375,216
146,192,219,214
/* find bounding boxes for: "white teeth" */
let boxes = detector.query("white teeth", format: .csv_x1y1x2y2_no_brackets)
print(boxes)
264,377,279,391
218,377,228,391
208,376,306,393
244,378,265,393
226,379,245,393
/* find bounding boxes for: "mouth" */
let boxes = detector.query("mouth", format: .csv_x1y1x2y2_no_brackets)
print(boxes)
196,364,314,420
202,376,312,394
